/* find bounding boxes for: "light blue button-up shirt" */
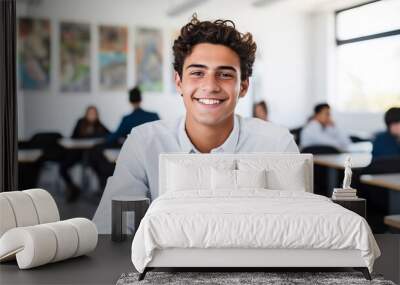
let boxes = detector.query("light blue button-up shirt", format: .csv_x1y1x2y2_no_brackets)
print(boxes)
300,120,351,151
93,115,298,233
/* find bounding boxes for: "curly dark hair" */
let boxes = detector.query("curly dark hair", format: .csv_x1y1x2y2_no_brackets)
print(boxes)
173,14,257,81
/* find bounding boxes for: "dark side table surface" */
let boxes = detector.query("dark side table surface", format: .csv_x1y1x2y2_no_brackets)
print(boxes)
0,235,133,285
331,198,366,219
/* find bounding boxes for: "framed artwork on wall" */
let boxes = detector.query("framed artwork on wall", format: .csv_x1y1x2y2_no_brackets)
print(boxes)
99,25,128,91
135,27,163,92
18,17,51,91
59,22,91,92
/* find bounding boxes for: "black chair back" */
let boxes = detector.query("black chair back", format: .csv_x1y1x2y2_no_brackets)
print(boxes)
301,145,340,155
30,132,63,148
289,127,303,146
29,132,64,162
361,156,400,175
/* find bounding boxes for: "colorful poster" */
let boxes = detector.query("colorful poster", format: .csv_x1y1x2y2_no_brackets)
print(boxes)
135,28,163,92
59,22,91,92
99,25,128,90
18,18,51,91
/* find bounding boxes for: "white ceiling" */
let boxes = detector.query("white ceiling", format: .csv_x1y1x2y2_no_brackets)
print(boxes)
164,0,371,16
19,0,372,16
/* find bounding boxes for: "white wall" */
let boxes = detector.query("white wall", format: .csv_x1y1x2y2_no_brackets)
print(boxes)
17,0,317,139
308,10,385,135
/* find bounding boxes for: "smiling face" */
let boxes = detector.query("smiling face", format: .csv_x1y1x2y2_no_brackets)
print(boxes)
175,43,249,129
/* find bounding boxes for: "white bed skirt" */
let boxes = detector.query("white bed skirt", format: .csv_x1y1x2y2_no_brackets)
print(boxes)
148,248,366,268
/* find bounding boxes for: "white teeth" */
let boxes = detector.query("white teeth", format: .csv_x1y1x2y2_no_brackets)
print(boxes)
197,98,221,105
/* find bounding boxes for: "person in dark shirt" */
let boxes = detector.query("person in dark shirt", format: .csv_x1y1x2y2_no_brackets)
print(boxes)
89,86,160,192
72,106,109,139
60,106,110,202
372,107,400,158
106,86,159,145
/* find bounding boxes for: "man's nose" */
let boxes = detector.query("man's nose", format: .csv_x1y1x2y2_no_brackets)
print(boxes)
201,74,221,93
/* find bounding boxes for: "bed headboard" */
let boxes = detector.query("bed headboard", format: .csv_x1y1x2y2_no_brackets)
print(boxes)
159,153,313,195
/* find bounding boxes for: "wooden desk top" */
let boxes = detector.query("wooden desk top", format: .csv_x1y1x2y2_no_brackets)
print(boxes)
313,153,372,169
58,138,104,149
18,149,42,163
360,173,400,192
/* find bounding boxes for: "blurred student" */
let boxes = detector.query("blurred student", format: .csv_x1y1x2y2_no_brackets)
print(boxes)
106,86,159,146
89,86,160,191
300,103,351,151
253,100,268,121
372,107,400,158
60,106,109,202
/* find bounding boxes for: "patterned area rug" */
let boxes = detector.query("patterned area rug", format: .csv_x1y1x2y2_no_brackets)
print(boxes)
116,271,396,285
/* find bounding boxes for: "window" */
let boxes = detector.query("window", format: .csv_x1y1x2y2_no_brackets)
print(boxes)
334,0,400,112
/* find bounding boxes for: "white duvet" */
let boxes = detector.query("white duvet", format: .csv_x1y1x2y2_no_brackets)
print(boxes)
131,190,380,273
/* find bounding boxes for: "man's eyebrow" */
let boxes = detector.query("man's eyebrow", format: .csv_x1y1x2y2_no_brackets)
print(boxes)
186,64,207,69
217,66,237,72
186,64,237,73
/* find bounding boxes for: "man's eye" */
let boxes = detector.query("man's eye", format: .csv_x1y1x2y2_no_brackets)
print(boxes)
190,71,203,77
219,72,233,79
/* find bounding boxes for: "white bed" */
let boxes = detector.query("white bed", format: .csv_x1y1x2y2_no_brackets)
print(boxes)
131,153,380,280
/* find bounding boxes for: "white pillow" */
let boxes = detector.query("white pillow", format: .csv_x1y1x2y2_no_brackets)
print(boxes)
236,169,267,189
211,168,236,190
267,167,306,191
167,160,235,192
237,159,307,191
211,168,267,190
167,163,209,191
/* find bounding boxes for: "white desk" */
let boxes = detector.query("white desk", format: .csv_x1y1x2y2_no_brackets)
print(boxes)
18,149,43,163
313,153,372,169
103,149,120,163
58,138,104,191
346,142,372,153
313,153,372,196
58,138,104,149
361,173,400,192
360,173,400,215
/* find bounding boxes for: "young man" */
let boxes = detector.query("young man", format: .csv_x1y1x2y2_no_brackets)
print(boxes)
300,103,351,151
372,107,400,158
93,16,298,233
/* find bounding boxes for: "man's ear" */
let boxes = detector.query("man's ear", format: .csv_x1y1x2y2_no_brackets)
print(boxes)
175,72,183,94
239,79,249,98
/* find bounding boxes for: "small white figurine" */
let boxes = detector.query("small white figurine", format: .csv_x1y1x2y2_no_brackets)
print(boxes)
342,156,353,189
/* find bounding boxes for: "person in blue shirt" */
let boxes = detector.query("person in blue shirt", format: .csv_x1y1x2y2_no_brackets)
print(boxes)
106,86,159,146
88,87,159,193
372,107,400,158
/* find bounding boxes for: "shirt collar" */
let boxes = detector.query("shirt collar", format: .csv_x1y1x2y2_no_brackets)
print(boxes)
178,115,240,154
